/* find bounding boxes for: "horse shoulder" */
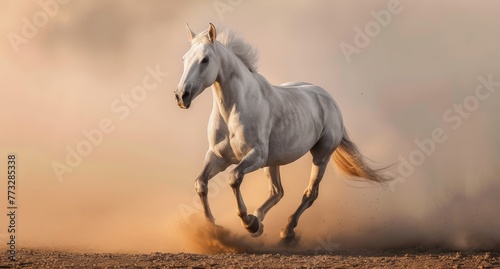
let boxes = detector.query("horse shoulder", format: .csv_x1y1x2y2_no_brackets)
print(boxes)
208,108,231,149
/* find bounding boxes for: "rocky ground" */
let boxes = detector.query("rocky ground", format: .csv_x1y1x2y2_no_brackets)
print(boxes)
1,249,499,268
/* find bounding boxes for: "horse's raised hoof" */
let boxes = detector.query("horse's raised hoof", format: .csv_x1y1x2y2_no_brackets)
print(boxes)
242,214,260,234
250,222,264,238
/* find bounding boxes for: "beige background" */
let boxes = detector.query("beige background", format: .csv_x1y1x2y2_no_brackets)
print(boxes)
0,0,499,252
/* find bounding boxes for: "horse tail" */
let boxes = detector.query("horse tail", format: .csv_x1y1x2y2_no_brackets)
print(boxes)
332,130,393,184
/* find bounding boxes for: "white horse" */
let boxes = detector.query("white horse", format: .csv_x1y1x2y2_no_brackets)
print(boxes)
174,23,391,240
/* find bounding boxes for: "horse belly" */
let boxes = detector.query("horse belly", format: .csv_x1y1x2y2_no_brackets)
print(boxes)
266,127,319,166
264,84,342,166
265,94,326,166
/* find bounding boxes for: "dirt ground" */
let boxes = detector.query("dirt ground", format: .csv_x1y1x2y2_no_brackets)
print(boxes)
0,249,498,268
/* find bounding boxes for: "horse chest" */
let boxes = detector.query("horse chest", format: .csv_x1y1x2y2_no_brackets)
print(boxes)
209,119,253,162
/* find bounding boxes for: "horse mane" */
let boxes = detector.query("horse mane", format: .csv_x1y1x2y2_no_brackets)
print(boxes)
193,27,259,73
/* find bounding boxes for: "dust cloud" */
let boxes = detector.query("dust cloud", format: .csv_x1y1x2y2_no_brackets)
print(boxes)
0,1,499,253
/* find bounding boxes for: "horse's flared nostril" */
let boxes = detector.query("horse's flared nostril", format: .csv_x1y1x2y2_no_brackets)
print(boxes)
175,93,180,102
182,91,191,102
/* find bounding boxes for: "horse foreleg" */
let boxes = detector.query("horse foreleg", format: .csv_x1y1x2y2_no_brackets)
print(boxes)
195,150,230,223
229,148,266,236
253,166,284,229
280,159,329,240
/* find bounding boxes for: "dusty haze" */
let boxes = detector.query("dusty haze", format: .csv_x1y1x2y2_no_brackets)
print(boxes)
0,1,499,253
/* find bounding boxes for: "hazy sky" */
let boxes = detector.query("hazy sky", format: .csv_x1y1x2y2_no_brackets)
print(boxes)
0,1,499,252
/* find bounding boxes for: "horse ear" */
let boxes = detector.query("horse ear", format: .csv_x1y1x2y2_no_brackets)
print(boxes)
208,23,216,43
186,23,196,41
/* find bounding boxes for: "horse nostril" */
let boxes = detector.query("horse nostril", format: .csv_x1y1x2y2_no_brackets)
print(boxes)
175,93,180,102
182,91,190,102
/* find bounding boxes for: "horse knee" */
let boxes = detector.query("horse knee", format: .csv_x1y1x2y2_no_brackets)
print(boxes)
267,190,284,208
228,171,243,189
194,178,208,196
271,189,284,204
302,187,319,204
278,187,284,200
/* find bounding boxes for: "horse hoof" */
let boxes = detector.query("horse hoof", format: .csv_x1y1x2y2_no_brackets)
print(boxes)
279,231,299,247
250,222,264,238
243,214,260,234
280,229,295,240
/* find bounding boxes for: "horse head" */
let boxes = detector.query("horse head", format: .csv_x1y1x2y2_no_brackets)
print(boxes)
175,23,219,109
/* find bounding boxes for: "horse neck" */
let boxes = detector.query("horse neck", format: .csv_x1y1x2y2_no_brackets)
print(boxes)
211,42,255,115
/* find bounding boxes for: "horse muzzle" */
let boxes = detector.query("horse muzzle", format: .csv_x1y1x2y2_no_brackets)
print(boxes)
175,90,192,109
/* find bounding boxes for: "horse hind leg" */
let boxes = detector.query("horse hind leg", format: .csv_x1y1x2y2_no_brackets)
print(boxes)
251,166,284,237
280,140,334,241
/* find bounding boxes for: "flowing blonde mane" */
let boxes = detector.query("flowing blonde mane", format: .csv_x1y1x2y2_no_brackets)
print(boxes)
194,27,259,72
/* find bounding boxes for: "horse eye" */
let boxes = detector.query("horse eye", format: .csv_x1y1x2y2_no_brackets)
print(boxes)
201,57,209,64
